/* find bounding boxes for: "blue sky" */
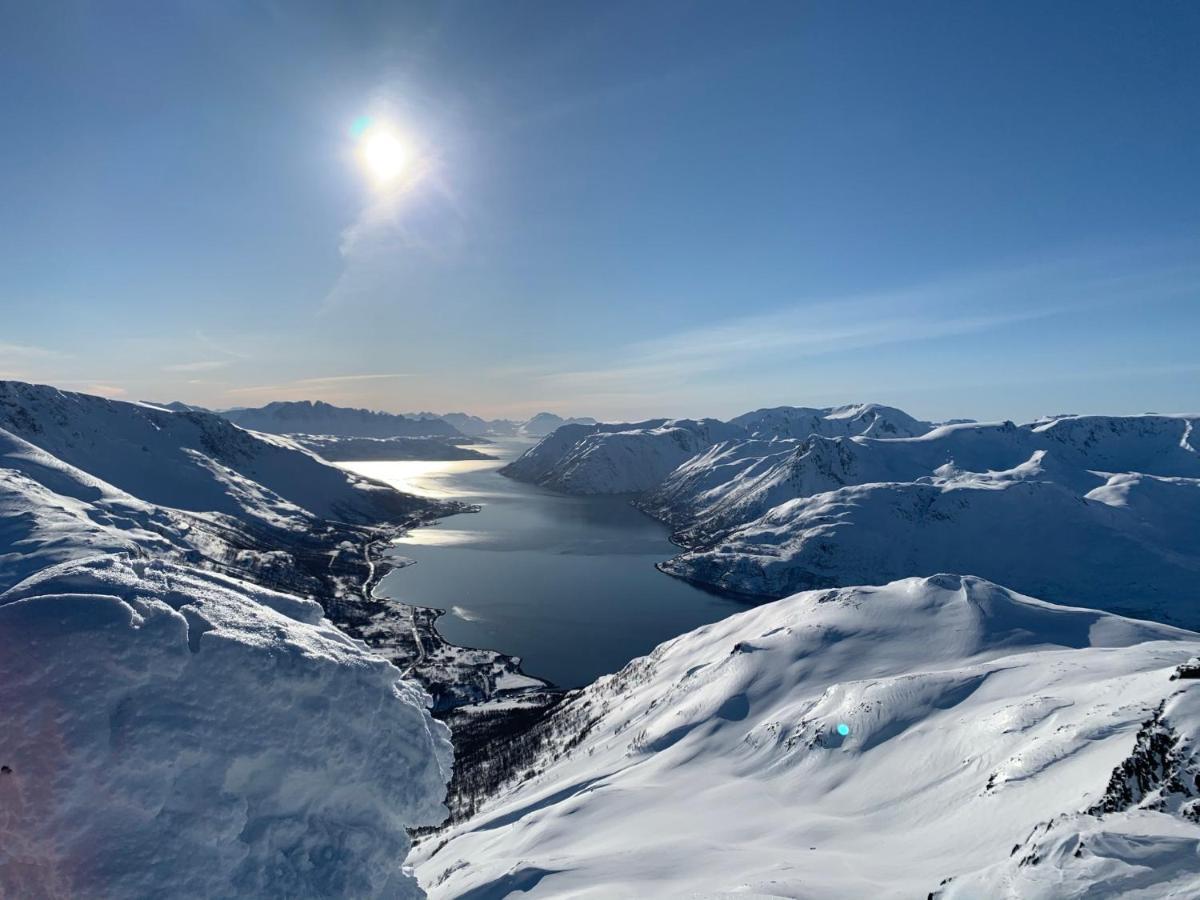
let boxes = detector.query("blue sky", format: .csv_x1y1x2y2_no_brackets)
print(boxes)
0,1,1197,421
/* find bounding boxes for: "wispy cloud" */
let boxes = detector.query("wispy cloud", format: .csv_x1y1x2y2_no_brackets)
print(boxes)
0,342,65,360
532,290,1067,399
224,372,415,400
53,380,128,398
514,247,1200,413
164,360,231,373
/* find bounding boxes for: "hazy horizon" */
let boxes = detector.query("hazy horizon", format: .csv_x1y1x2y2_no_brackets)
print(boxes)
2,2,1197,423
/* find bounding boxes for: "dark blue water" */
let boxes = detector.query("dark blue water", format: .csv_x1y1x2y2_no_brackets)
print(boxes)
344,439,751,688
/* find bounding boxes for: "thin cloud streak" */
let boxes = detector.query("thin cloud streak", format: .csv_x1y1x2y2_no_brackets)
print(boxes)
225,373,416,397
164,360,231,373
0,342,64,360
519,247,1200,412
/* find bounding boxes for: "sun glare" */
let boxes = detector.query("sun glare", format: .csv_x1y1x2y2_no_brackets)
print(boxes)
354,119,414,186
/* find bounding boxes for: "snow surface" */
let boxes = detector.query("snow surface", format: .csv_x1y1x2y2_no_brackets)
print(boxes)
0,555,452,898
416,575,1200,898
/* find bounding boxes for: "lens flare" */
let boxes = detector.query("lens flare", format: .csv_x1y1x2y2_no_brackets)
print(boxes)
836,722,850,737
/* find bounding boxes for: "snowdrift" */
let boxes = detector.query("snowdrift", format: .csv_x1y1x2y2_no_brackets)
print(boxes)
0,555,452,898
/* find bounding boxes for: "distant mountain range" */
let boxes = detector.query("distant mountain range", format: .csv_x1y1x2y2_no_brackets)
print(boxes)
153,400,595,441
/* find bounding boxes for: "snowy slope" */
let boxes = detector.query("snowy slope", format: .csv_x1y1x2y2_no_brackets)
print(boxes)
0,382,432,527
650,415,1200,540
294,434,493,462
503,419,745,494
221,400,462,438
0,426,183,590
649,415,1200,627
730,401,931,439
662,469,1200,626
415,575,1200,899
0,555,451,898
505,404,1200,628
937,683,1200,899
503,403,936,496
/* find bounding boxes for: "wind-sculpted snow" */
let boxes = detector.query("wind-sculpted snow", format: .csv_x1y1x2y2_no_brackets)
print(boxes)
415,575,1200,898
935,686,1200,898
0,555,452,899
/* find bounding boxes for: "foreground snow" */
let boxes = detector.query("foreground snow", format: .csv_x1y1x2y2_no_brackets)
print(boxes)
0,555,452,898
416,575,1200,898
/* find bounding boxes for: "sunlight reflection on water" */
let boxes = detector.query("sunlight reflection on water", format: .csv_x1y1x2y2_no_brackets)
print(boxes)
340,451,500,499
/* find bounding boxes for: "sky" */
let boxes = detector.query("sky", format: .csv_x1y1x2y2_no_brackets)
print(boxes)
0,0,1197,423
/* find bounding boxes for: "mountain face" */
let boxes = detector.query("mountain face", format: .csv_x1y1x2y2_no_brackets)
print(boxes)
221,400,463,438
415,575,1200,898
0,382,431,531
502,403,935,494
656,416,1200,627
729,402,931,439
0,382,455,897
504,406,1200,629
501,418,744,494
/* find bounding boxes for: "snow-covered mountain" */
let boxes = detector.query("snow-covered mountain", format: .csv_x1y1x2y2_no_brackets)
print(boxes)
501,418,745,494
1,555,452,898
221,400,463,438
502,402,935,495
0,383,463,896
655,416,1200,625
730,402,931,439
416,575,1200,899
505,406,1200,628
0,382,431,533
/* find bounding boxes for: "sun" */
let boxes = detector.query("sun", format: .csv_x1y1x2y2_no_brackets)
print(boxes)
354,119,413,186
